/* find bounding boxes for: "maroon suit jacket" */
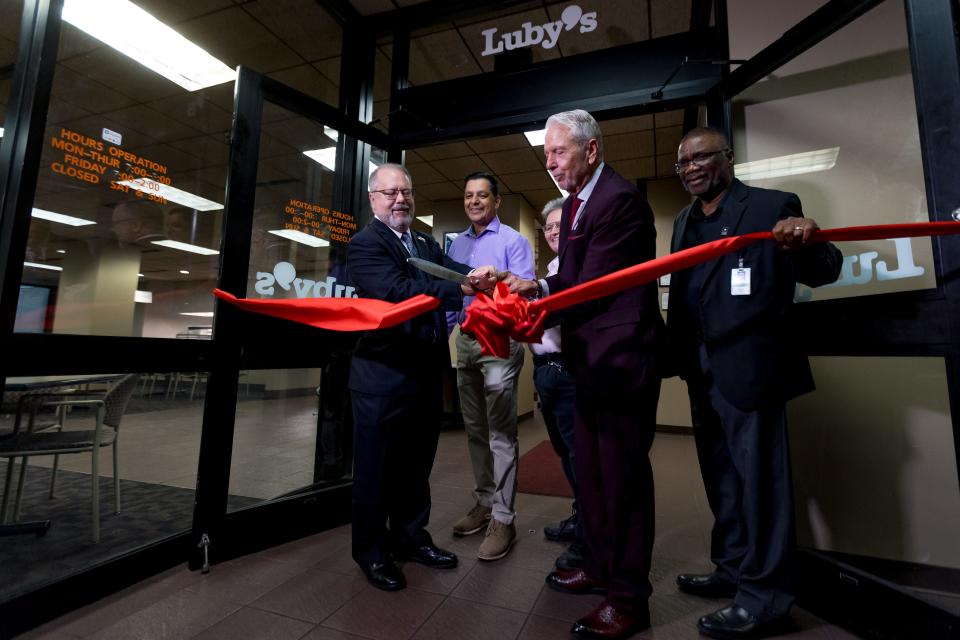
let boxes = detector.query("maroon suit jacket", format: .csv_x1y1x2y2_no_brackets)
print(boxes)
544,164,664,395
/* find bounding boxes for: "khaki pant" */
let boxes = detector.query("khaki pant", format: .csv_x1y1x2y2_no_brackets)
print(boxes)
456,332,525,524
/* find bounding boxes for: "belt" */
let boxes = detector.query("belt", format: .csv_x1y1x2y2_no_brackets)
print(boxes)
532,352,564,368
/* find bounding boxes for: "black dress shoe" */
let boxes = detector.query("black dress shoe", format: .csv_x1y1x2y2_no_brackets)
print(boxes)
555,540,584,570
395,543,458,569
360,561,406,591
571,602,650,639
698,605,788,639
676,572,737,598
544,510,578,542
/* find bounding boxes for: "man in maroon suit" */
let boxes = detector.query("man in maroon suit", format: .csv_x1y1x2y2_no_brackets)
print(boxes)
509,109,663,639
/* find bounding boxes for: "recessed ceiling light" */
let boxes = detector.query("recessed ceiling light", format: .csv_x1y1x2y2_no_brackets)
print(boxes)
180,311,214,317
138,273,145,277
303,148,378,175
56,249,67,254
416,215,434,227
152,239,219,255
31,207,96,226
524,129,547,146
179,269,190,275
61,0,234,91
24,261,63,272
134,290,153,303
735,147,840,181
268,229,330,247
118,178,222,211
303,147,336,172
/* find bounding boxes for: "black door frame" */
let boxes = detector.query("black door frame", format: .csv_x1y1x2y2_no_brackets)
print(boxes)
0,0,384,632
187,66,392,571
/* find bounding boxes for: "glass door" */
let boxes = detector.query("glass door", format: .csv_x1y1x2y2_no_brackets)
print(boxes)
188,67,393,569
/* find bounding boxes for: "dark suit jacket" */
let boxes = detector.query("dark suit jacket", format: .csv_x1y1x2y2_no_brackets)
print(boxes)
544,164,664,395
347,218,470,397
666,178,842,410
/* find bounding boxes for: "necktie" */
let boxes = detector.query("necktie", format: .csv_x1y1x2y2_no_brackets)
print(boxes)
402,231,417,256
569,197,583,231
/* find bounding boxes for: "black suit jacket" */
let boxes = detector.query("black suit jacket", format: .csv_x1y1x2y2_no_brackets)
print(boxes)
666,179,842,410
544,164,664,395
347,218,470,397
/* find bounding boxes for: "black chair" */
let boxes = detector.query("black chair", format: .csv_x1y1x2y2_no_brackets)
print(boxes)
0,374,139,543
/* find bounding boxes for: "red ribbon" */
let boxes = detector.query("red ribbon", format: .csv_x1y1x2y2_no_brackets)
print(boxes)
464,221,960,357
212,289,440,331
214,222,960,354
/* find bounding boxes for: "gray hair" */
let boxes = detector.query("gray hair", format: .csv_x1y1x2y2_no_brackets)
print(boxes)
540,197,565,224
368,162,412,191
546,109,604,159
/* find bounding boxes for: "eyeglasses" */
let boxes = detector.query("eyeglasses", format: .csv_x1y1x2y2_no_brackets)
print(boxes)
673,149,729,174
370,188,415,199
542,222,562,233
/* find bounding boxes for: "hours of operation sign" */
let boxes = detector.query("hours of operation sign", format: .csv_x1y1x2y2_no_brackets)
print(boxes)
284,199,357,244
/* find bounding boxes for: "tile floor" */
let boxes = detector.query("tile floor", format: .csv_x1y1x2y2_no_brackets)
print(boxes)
16,416,862,640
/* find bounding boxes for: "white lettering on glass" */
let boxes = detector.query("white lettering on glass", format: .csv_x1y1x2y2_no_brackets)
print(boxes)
795,237,925,301
481,4,598,57
254,261,357,299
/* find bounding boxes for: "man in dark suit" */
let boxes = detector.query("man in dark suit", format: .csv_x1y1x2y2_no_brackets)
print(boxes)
346,163,498,591
667,127,842,639
510,109,664,639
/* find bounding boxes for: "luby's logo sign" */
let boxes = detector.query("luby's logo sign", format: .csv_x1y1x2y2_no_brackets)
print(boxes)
255,262,358,299
795,237,925,301
481,4,597,57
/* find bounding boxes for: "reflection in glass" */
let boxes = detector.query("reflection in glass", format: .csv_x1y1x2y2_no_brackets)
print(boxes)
733,0,934,302
1,372,204,601
227,368,352,512
790,356,959,607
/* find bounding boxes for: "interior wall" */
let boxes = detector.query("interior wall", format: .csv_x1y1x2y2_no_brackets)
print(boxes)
648,177,694,429
790,357,960,568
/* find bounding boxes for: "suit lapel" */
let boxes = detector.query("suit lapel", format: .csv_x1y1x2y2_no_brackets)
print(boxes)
370,218,409,265
558,195,574,261
672,205,693,253
702,180,749,285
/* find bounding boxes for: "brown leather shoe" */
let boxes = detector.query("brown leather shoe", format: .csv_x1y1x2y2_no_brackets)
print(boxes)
545,568,607,595
571,602,650,639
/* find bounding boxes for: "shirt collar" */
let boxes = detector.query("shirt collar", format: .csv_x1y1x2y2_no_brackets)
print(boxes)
463,214,501,238
574,161,604,203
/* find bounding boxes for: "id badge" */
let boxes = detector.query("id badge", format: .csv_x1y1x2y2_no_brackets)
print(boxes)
731,258,751,296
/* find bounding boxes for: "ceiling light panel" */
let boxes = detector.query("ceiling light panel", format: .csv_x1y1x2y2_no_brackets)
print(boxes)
117,178,223,211
268,229,330,247
735,147,840,182
31,207,96,226
151,239,220,255
61,0,235,92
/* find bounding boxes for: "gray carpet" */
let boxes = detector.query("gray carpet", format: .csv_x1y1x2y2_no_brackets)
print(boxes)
0,461,257,602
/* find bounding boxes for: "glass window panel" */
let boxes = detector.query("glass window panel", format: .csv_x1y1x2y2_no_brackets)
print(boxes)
732,0,934,302
228,367,345,512
1,371,203,600
248,102,363,300
14,1,344,338
728,0,829,62
789,356,959,606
